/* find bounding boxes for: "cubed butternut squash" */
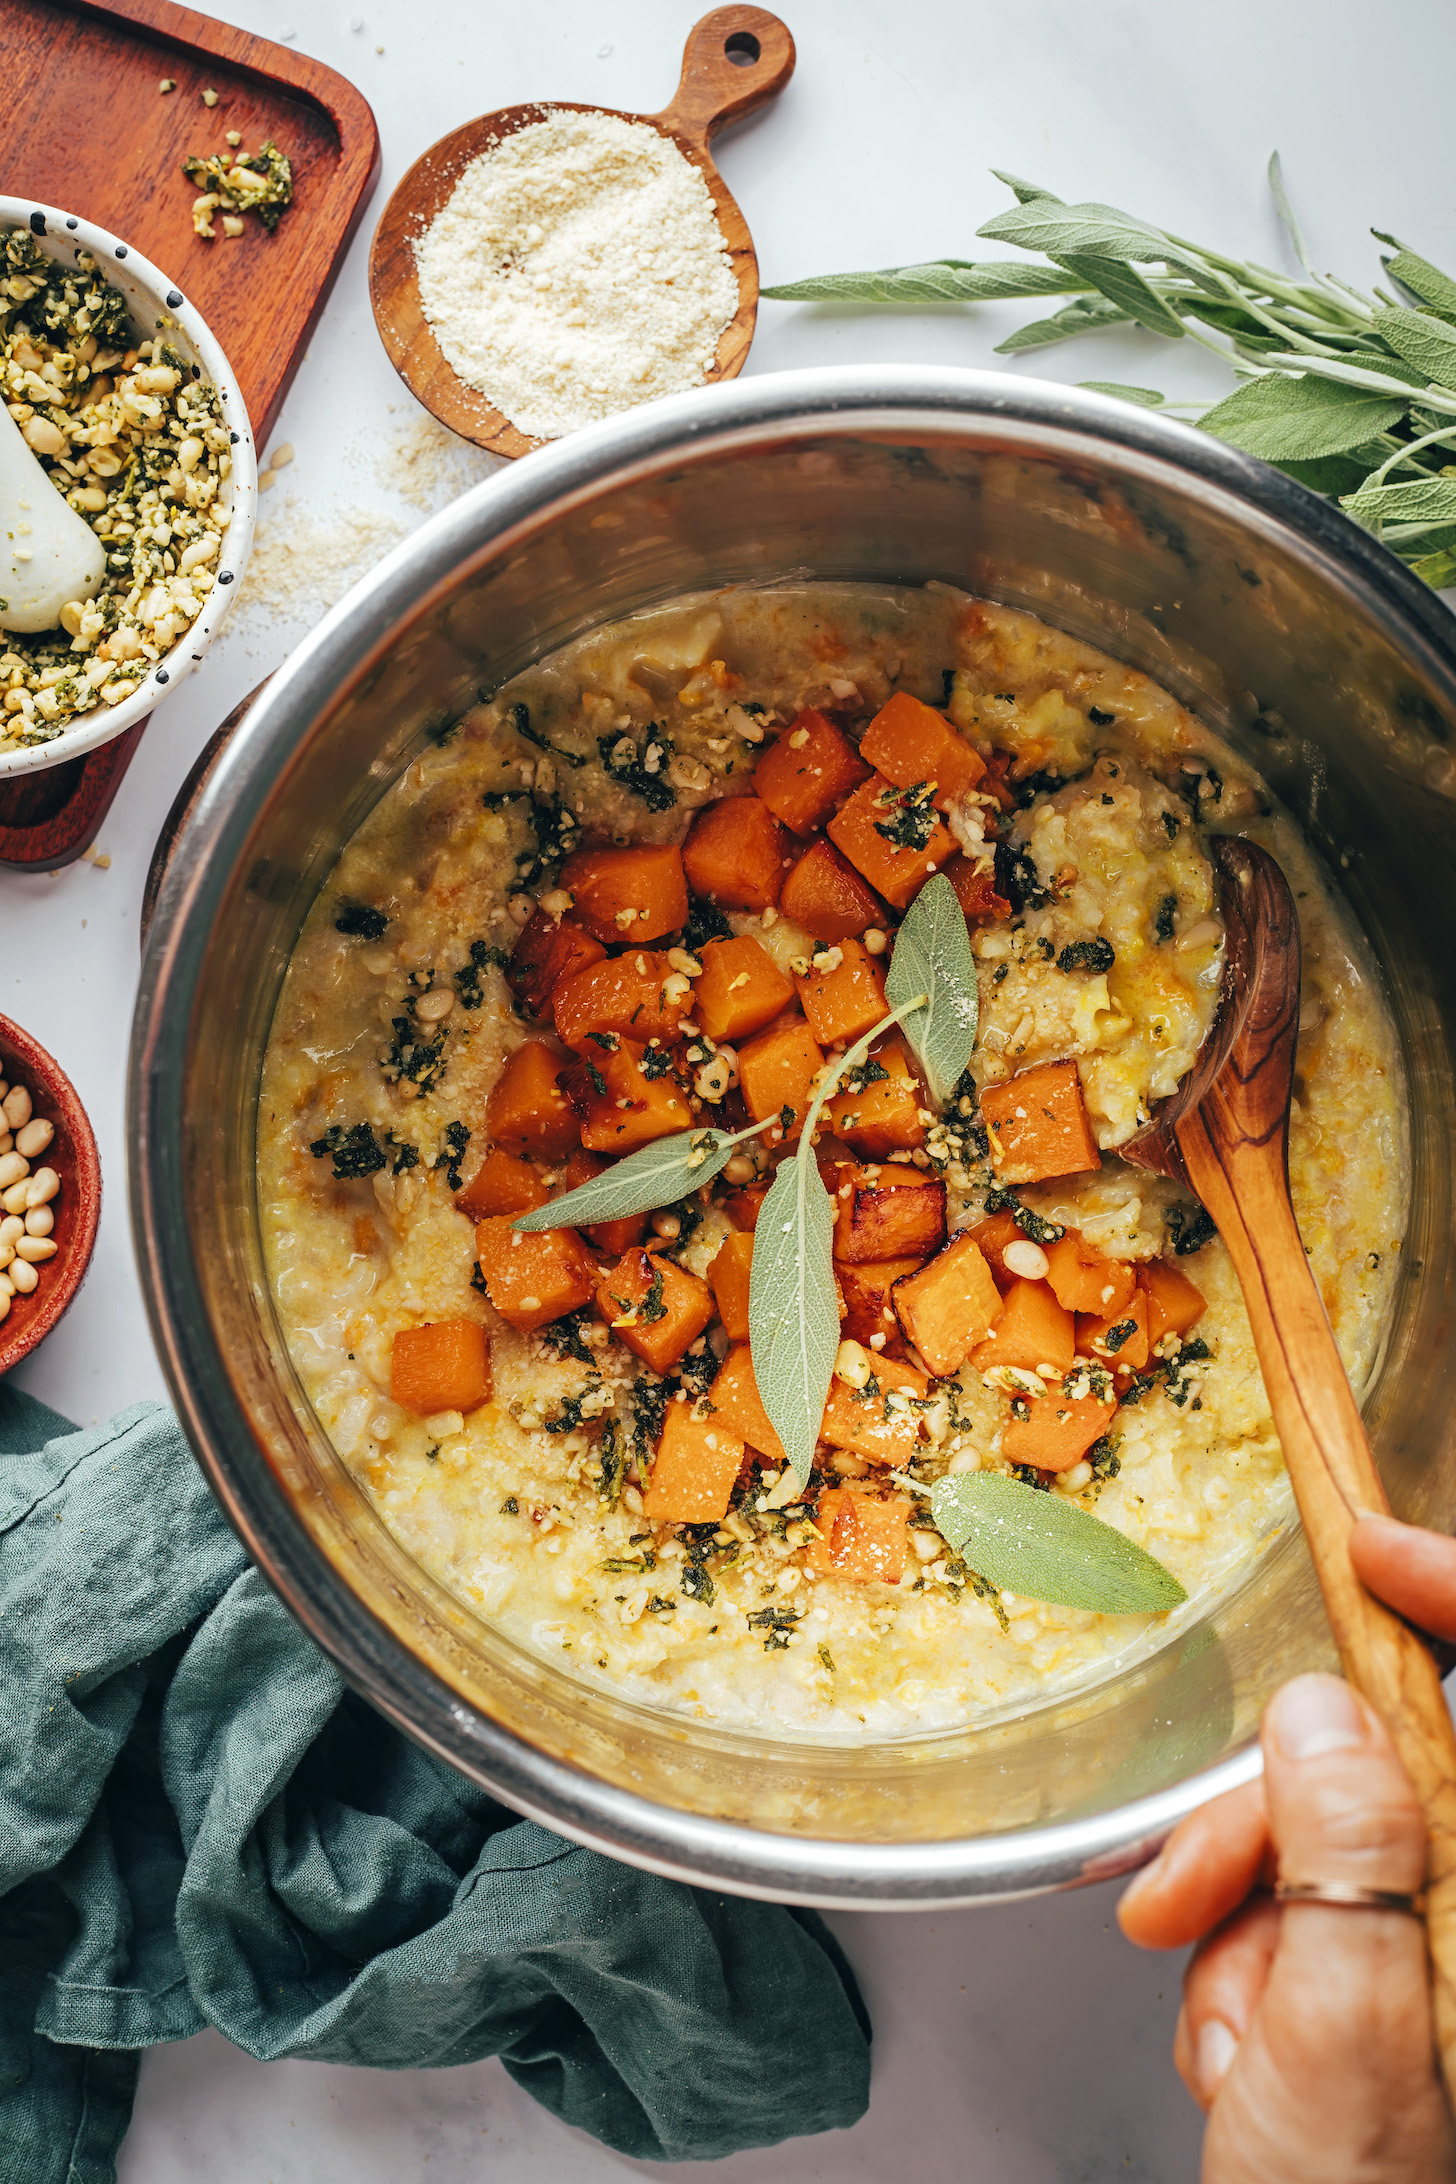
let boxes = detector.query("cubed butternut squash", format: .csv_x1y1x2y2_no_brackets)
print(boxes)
805,1488,911,1584
1043,1232,1138,1319
486,1041,580,1162
752,707,871,834
1077,1286,1150,1373
558,1147,648,1255
966,1210,1024,1289
859,690,987,812
559,845,688,944
390,1320,491,1414
981,1060,1101,1184
681,795,790,912
506,908,607,1023
551,950,688,1051
1141,1258,1207,1346
693,935,795,1042
825,1035,926,1157
705,1342,787,1466
562,1039,694,1154
780,838,889,943
736,1017,825,1143
1002,1389,1117,1473
821,1353,929,1463
837,1256,923,1351
721,1180,771,1232
795,936,888,1047
892,1234,1003,1377
454,1147,550,1222
970,1278,1076,1376
827,773,958,910
473,1217,595,1334
642,1399,745,1523
708,1230,755,1343
834,1164,947,1263
595,1246,716,1374
942,852,1011,926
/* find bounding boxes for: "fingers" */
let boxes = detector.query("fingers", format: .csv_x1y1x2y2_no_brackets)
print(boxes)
1262,1672,1427,1897
1350,1511,1456,1644
1173,1896,1281,2111
1119,1777,1272,1949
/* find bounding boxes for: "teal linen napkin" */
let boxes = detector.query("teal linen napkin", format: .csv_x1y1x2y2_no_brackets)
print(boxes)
0,1391,871,2178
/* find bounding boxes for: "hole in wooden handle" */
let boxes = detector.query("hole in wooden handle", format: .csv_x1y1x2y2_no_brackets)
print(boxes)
724,29,761,64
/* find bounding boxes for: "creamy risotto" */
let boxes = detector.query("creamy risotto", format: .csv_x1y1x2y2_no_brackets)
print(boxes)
257,585,1406,1735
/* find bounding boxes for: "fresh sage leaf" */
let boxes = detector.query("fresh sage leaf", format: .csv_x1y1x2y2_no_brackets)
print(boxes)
1198,373,1410,461
994,296,1133,353
1078,382,1168,407
762,262,1090,305
513,1125,754,1232
1267,151,1314,276
1373,235,1456,327
884,873,978,1108
1412,544,1456,588
1051,253,1186,339
748,1149,838,1492
989,170,1065,207
1373,307,1456,391
929,1472,1188,1614
976,199,1218,293
1341,476,1456,526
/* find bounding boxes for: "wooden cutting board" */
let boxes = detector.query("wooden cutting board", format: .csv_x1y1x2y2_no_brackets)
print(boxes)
0,0,379,868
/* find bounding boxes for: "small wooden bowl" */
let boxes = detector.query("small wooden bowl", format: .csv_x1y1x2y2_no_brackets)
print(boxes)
0,1015,101,1374
367,5,795,457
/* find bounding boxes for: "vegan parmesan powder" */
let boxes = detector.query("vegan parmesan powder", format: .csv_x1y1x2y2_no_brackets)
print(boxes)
414,110,739,442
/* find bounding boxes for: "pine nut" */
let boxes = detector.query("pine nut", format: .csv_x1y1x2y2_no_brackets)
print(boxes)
0,1290,9,1320
414,986,454,1023
1,1085,31,1129
15,1118,52,1158
862,927,888,955
0,1152,28,1188
1003,1239,1050,1280
2,1181,29,1215
0,1244,11,1269
834,1338,872,1388
24,1205,53,1236
9,1258,36,1293
16,1236,56,1262
0,1215,22,1245
25,1168,59,1208
722,1154,755,1184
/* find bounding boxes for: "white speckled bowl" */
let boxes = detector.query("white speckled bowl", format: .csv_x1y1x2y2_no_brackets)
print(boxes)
0,195,256,778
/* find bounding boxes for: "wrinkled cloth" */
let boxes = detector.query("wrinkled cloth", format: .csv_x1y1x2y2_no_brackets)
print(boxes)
0,1392,871,2180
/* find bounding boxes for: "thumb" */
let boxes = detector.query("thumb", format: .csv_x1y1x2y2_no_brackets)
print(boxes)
1262,1671,1427,1901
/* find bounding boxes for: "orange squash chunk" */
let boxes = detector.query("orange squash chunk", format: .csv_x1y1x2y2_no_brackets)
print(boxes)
595,1246,716,1374
559,845,688,945
859,690,987,812
780,838,888,943
821,1353,929,1463
971,1278,1076,1376
1003,1389,1116,1473
1043,1232,1137,1318
795,936,888,1047
708,1230,754,1343
507,909,607,1023
1141,1258,1207,1346
966,1210,1024,1289
487,1041,580,1162
721,1179,771,1232
390,1320,491,1414
834,1164,947,1264
705,1342,788,1466
806,1488,912,1584
825,1036,926,1157
681,795,790,912
943,853,1011,926
473,1216,595,1334
981,1061,1101,1185
563,1039,693,1154
552,950,687,1052
1077,1286,1150,1373
827,773,958,910
693,935,795,1042
752,707,871,834
455,1147,550,1222
837,1256,922,1351
893,1235,1002,1377
558,1147,647,1256
642,1398,746,1524
736,1017,825,1143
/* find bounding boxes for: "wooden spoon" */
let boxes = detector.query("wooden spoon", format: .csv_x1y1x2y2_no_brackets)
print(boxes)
1124,835,1456,2100
367,6,796,457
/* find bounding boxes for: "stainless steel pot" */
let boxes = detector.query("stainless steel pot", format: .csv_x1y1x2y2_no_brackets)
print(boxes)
130,367,1456,1908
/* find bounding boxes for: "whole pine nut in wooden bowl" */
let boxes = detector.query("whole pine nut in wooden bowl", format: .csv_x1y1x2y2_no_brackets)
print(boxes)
368,6,795,457
0,1014,100,1375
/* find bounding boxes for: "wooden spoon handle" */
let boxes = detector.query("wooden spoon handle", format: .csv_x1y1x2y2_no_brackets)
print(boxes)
652,6,797,153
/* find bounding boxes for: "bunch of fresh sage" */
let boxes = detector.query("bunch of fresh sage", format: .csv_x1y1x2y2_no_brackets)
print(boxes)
763,156,1456,591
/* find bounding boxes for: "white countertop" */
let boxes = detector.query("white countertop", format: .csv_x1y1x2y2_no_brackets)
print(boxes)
8,0,1449,2173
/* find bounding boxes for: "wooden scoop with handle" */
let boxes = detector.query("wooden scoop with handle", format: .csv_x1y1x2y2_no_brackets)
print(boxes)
1124,834,1456,2103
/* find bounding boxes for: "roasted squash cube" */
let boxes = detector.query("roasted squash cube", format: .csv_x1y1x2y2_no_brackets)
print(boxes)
805,1488,911,1584
390,1320,491,1414
859,690,986,812
970,1278,1076,1376
552,950,687,1052
1003,1389,1117,1473
981,1060,1101,1184
708,1230,755,1343
1077,1286,1150,1373
595,1246,716,1374
893,1234,1003,1377
455,1147,550,1221
563,1039,694,1154
966,1210,1024,1289
486,1041,580,1162
752,708,872,835
1043,1231,1138,1318
736,1017,825,1143
942,852,1011,926
836,1256,922,1351
827,773,958,910
642,1398,746,1523
820,1353,929,1463
473,1217,595,1334
681,795,791,912
507,909,606,1023
780,838,889,943
721,1179,771,1232
825,1035,926,1157
1140,1258,1207,1347
706,1342,787,1466
693,935,795,1041
795,936,888,1047
558,1147,647,1255
834,1164,947,1263
559,845,688,944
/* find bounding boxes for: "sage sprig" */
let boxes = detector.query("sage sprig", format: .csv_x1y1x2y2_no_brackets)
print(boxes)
512,1116,774,1233
896,1470,1187,1616
884,872,979,1106
763,155,1456,590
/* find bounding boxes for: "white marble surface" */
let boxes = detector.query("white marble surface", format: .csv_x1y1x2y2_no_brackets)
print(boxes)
6,0,1451,2173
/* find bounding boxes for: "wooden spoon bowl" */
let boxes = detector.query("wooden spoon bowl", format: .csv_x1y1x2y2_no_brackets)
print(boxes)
368,6,795,457
0,1013,101,1375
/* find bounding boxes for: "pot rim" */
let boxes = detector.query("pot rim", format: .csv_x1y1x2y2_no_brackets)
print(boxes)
130,365,1456,1904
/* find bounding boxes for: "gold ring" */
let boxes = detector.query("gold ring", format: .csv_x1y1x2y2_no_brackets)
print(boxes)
1274,1879,1426,1917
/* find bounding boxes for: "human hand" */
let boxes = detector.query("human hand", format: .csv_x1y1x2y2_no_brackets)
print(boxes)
1118,1512,1456,2184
